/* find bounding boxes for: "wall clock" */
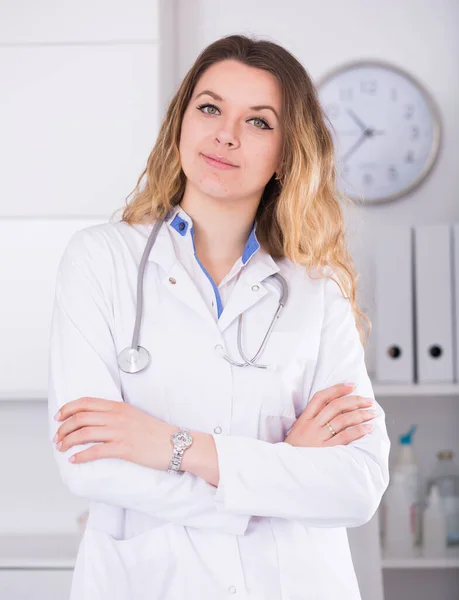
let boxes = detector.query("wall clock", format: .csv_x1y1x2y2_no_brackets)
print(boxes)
316,60,441,204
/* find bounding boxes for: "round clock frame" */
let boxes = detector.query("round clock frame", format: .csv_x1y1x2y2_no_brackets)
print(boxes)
316,59,442,205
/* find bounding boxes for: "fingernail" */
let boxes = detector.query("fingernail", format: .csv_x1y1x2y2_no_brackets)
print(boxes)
53,434,58,443
344,382,356,388
54,411,61,421
364,423,374,431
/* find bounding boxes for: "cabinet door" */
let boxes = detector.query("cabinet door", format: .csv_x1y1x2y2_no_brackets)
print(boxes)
0,569,73,599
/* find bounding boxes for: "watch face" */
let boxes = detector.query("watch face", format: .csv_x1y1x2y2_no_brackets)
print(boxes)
316,60,441,204
173,430,192,449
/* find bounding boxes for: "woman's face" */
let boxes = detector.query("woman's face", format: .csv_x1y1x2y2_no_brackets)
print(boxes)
179,59,283,203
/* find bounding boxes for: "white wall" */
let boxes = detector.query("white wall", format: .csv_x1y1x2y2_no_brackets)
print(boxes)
0,0,175,217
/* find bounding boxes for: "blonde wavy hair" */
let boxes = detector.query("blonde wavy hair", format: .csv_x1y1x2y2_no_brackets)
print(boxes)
112,34,371,347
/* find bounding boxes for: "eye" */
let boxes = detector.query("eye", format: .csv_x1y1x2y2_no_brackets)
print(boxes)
197,103,273,130
197,103,220,116
248,117,272,130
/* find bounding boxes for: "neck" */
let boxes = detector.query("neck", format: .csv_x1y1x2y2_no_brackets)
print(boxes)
179,185,259,265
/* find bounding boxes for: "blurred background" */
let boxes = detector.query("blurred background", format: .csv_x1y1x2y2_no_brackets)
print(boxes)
0,0,458,598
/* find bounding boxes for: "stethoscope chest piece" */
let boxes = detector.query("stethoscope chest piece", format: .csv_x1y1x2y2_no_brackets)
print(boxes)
117,346,150,373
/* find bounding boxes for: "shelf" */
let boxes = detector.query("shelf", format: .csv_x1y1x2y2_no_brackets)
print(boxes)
371,382,459,397
382,555,459,569
0,534,80,569
0,391,47,402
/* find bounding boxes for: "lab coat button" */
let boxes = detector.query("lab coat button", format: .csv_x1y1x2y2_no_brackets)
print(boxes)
228,585,237,594
251,284,259,291
214,426,222,434
215,344,224,353
169,277,176,285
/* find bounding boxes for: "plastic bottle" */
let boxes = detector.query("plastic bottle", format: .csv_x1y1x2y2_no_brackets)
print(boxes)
425,450,459,547
382,425,421,557
422,484,447,557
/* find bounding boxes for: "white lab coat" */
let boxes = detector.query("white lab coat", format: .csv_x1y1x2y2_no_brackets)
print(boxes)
47,205,390,600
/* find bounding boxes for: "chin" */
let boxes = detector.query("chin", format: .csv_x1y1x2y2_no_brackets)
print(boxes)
198,185,237,200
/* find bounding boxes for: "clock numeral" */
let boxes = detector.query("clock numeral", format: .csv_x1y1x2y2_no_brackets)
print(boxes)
388,166,399,180
404,104,415,119
363,173,373,186
360,80,377,94
325,103,340,119
405,150,415,164
410,125,419,140
340,88,353,101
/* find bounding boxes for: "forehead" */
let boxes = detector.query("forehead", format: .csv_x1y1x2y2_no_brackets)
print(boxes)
194,60,282,111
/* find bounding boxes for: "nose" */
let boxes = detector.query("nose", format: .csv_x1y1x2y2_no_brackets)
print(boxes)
215,121,240,148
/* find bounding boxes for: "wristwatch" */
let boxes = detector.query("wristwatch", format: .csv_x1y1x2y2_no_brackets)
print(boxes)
167,427,193,474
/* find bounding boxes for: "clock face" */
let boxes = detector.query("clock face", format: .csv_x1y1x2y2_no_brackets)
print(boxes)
317,60,441,204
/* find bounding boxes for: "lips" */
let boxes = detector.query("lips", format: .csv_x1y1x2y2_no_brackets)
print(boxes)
202,153,237,167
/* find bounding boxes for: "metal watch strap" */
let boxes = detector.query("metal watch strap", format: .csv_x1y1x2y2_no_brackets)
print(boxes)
167,445,186,474
167,428,192,474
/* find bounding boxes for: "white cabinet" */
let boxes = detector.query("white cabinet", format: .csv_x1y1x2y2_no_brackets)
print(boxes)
0,570,73,600
0,534,78,599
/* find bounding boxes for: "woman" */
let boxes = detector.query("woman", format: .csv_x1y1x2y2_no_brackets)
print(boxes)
48,34,390,599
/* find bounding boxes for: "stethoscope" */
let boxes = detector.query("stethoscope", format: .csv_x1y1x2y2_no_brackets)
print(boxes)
117,217,289,374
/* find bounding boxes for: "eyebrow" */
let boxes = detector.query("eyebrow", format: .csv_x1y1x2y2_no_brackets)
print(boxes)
194,89,280,120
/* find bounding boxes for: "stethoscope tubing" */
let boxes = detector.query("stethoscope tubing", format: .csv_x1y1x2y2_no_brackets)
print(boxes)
117,216,288,373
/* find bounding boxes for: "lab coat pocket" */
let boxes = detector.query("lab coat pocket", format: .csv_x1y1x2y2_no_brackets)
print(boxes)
74,524,179,600
257,410,296,443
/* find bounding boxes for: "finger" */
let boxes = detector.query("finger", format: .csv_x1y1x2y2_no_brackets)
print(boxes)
317,395,374,427
333,394,374,415
302,383,356,420
330,408,376,434
68,441,125,464
58,426,113,452
56,397,117,422
323,422,374,447
56,410,110,441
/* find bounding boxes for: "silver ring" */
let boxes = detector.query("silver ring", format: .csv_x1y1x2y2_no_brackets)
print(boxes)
326,421,337,436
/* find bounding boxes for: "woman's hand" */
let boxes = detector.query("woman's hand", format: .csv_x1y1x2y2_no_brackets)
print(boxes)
284,383,376,448
53,397,177,469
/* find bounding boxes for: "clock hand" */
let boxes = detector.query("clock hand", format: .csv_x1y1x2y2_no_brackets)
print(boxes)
342,133,368,163
346,109,370,133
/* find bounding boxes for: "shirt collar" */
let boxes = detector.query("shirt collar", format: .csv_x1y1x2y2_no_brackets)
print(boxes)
165,203,261,267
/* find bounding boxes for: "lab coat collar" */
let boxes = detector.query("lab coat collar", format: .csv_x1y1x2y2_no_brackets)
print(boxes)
141,210,280,333
164,203,261,268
